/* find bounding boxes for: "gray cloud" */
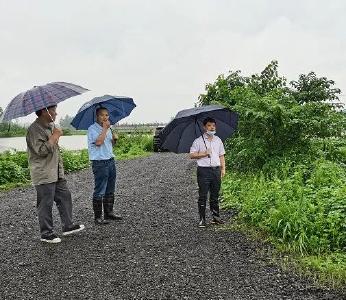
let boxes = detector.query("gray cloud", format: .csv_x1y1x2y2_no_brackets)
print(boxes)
0,0,345,124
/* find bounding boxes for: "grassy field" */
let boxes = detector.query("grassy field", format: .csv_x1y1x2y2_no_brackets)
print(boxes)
0,133,153,190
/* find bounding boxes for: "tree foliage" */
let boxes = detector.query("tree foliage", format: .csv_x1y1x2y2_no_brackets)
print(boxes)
59,114,75,129
199,61,346,171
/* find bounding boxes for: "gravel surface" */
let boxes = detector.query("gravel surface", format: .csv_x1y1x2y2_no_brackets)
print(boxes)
0,153,344,300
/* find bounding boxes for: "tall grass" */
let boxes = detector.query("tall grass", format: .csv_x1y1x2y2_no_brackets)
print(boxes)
222,159,346,254
221,153,346,286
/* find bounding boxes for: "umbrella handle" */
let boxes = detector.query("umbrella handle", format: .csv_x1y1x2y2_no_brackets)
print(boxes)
196,118,210,157
196,118,212,160
45,108,56,127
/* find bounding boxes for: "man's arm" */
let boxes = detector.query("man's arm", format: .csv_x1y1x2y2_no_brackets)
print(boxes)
95,121,110,146
26,127,62,157
111,132,118,146
220,155,226,177
189,149,211,159
189,138,211,159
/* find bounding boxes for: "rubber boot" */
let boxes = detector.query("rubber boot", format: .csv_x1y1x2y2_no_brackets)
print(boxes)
210,199,224,224
198,203,206,228
103,194,122,221
93,198,109,225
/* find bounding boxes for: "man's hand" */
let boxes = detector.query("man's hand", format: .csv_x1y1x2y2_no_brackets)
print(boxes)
49,127,63,145
203,148,211,158
102,120,111,129
52,127,63,138
221,169,226,178
112,132,119,140
190,149,212,159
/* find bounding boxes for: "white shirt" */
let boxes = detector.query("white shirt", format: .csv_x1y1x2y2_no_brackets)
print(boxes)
190,134,225,167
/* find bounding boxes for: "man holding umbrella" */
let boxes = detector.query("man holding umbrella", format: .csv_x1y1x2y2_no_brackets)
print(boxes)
190,117,226,228
71,95,136,225
87,107,122,225
159,104,238,228
26,105,85,243
2,82,88,244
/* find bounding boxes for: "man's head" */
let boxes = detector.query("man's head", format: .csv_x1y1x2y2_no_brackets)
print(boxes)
203,117,216,134
35,105,57,123
96,107,109,125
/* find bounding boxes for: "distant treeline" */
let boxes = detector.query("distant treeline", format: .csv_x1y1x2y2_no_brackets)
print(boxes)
0,109,167,137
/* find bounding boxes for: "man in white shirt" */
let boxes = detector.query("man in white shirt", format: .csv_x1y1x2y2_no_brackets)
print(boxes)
190,117,226,228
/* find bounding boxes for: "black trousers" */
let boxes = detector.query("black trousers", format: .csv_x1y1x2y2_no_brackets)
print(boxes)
197,166,221,218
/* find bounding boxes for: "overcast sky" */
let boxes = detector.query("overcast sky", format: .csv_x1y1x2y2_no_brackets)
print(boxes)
0,0,345,124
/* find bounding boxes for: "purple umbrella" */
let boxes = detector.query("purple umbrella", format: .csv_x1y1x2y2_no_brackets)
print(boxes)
2,82,89,122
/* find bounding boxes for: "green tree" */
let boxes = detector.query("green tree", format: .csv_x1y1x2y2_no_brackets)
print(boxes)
199,61,346,171
59,114,74,129
290,72,341,105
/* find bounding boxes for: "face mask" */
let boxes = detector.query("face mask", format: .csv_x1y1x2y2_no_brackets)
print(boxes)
207,130,216,136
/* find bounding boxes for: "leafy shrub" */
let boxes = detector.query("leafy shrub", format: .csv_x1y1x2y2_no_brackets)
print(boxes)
61,149,90,172
0,160,28,185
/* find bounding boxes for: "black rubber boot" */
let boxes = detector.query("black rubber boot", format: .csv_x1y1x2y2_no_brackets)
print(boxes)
103,194,122,221
93,198,109,225
198,203,206,228
210,199,224,224
210,198,220,218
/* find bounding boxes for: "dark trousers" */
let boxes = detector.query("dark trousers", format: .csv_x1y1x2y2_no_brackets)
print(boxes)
197,166,221,219
91,158,116,199
35,179,73,237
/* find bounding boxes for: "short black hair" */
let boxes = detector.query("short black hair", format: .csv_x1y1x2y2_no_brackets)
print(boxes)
96,107,108,116
35,105,57,117
203,117,216,126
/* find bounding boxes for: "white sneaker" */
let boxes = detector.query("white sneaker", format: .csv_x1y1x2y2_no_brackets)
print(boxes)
40,234,61,243
62,224,85,236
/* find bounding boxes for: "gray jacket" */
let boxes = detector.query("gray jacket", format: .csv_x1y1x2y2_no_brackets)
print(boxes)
26,119,64,185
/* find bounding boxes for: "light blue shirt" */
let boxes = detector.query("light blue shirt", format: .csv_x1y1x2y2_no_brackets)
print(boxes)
87,122,115,160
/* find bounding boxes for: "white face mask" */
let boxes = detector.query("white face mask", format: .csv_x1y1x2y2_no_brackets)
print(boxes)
207,130,216,136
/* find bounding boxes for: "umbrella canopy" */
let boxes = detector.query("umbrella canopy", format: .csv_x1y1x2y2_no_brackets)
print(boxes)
159,104,238,153
2,82,89,122
70,95,136,130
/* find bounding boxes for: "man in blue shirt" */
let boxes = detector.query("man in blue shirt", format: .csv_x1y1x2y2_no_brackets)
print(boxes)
87,107,122,225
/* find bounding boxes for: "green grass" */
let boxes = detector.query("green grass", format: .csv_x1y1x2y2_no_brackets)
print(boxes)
0,133,153,190
221,157,346,287
220,216,346,289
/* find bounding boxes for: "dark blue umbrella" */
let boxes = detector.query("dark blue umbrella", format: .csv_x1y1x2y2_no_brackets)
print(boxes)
71,95,136,130
159,104,238,153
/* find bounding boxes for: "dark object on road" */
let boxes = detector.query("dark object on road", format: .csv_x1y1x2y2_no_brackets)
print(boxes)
153,125,166,152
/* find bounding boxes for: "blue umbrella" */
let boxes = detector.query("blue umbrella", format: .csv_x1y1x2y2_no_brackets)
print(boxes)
2,82,89,122
159,104,238,153
71,95,136,130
